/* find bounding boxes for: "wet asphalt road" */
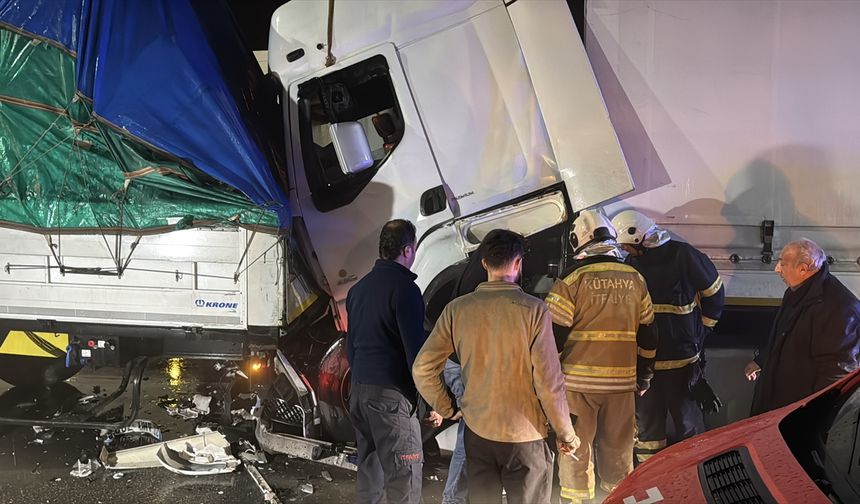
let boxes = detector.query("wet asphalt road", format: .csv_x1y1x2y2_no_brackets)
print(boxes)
0,360,448,504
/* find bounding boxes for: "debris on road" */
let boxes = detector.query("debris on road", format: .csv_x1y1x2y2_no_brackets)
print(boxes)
213,361,248,380
321,470,333,482
30,425,54,445
78,394,100,406
100,432,234,471
158,393,215,420
299,482,314,495
103,419,162,450
70,452,99,478
238,439,267,465
166,406,200,420
195,425,215,435
245,462,284,504
156,437,240,476
255,421,357,471
191,394,212,415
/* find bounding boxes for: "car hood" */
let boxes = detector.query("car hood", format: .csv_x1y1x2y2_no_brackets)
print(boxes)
605,391,840,504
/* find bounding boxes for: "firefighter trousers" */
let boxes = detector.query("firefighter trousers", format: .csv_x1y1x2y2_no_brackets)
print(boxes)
634,366,704,465
559,391,635,503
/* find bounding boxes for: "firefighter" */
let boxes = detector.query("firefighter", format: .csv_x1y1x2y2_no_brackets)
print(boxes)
611,209,725,466
546,210,658,503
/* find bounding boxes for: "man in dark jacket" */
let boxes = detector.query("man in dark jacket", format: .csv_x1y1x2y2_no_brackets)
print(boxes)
347,219,442,504
747,238,860,415
611,210,725,464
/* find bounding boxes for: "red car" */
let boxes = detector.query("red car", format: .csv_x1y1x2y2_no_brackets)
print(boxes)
606,368,860,504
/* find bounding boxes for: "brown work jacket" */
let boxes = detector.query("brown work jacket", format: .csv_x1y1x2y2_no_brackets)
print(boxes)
413,281,576,444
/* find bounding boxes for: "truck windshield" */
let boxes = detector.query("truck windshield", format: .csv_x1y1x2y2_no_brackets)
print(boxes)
779,377,860,503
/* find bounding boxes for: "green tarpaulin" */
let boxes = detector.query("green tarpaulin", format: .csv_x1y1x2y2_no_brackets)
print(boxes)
0,23,280,233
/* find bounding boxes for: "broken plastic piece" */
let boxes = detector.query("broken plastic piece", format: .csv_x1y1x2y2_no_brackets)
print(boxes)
70,457,98,478
78,394,99,405
156,441,240,476
321,470,333,482
237,439,268,465
166,406,200,420
104,419,162,450
299,483,314,495
100,432,233,471
191,394,212,415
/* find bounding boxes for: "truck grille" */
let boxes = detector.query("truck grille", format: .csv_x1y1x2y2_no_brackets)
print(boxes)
263,397,306,434
700,449,775,504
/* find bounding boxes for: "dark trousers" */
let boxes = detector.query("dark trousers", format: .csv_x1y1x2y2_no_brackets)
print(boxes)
463,425,554,504
634,366,704,465
349,382,423,504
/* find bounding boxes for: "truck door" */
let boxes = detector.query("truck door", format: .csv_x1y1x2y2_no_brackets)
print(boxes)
287,43,454,309
506,0,634,209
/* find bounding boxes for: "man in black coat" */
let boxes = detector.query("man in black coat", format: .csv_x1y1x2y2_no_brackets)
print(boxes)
747,238,860,416
347,219,442,504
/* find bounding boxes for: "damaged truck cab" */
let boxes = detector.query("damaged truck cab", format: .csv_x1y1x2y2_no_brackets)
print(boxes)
269,0,634,442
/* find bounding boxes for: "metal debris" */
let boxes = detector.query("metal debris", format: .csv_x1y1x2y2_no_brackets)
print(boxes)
78,394,100,405
104,419,162,450
30,425,54,445
245,463,284,504
158,394,211,420
165,406,199,419
237,439,268,465
255,421,357,471
299,483,314,495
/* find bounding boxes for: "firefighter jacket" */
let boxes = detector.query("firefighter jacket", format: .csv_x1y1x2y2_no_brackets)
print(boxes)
546,255,657,393
626,240,725,369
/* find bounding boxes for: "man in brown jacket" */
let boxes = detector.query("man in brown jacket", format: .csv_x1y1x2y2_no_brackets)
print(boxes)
546,210,658,503
413,229,580,504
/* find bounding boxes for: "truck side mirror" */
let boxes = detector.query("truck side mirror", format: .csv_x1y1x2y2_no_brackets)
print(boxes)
329,122,374,175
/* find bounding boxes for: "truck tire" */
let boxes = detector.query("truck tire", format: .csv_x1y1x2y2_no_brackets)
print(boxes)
0,355,82,388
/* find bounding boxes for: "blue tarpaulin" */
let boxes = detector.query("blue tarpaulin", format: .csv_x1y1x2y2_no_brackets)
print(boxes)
0,0,290,228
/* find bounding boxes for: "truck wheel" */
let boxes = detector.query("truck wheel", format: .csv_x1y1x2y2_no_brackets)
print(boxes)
317,336,355,442
0,355,82,388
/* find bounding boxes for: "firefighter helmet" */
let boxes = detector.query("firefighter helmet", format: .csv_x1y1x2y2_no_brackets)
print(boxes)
611,210,656,246
570,210,617,253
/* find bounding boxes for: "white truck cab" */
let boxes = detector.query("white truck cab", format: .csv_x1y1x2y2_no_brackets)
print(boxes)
269,0,632,328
